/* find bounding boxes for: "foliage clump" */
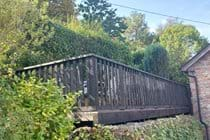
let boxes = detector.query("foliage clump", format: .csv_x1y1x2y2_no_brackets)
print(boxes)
71,125,115,140
143,44,169,77
0,76,77,140
17,22,132,67
133,116,204,140
71,116,204,140
159,23,208,82
79,0,127,39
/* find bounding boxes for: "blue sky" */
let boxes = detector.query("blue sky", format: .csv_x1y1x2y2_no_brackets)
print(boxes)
77,0,210,41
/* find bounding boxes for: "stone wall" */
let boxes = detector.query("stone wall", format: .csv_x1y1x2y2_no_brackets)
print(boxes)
188,52,210,139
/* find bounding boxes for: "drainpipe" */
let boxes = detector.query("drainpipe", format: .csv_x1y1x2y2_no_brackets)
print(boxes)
187,71,209,140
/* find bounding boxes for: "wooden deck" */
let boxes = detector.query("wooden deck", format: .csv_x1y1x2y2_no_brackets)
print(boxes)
16,54,192,124
77,107,189,124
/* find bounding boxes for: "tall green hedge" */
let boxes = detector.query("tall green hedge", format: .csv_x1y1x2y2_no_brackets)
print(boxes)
17,23,132,68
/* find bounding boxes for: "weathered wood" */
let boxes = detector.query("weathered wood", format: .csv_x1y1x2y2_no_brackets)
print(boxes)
16,54,191,124
87,56,98,109
78,107,190,125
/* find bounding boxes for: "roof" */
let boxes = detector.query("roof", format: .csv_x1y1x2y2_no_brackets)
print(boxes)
181,45,210,72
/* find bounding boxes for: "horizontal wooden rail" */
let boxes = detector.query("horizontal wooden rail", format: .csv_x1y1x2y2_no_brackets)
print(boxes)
16,54,191,124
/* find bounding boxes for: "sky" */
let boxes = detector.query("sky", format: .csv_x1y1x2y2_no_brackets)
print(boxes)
77,0,210,41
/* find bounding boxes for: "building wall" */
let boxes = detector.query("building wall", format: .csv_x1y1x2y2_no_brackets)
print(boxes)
188,52,210,138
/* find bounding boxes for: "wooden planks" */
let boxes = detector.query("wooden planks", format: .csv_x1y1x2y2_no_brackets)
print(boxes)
16,54,191,121
96,107,189,124
94,56,191,112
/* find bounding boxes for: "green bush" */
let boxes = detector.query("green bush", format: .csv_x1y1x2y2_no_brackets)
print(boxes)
132,116,204,140
0,76,77,140
71,125,115,140
71,116,203,140
143,44,169,77
132,49,144,70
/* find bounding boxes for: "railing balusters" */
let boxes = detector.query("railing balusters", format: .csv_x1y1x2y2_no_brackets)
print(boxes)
16,54,191,114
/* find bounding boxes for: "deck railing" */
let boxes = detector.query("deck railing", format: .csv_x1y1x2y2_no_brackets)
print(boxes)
16,54,191,113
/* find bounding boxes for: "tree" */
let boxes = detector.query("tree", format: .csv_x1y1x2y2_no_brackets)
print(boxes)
132,49,144,70
0,0,132,69
0,0,54,70
143,44,168,77
48,0,75,23
78,0,127,39
156,18,180,35
153,18,180,43
0,0,31,69
159,23,208,82
124,12,155,51
28,0,75,23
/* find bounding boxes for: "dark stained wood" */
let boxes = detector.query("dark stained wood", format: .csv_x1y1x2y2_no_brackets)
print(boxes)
96,107,189,124
16,54,192,124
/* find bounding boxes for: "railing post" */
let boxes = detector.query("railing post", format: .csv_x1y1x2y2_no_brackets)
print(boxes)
86,56,98,111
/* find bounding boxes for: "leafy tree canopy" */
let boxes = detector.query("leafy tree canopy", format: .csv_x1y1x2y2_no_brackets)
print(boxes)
156,18,180,36
0,0,131,70
159,23,208,82
48,0,76,23
0,0,54,71
132,49,145,70
160,23,208,63
79,0,127,39
124,12,155,51
143,44,168,77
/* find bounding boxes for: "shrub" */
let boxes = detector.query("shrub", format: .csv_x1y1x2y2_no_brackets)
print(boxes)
143,44,169,77
71,116,203,140
0,76,77,140
70,125,115,140
132,49,144,70
133,115,204,140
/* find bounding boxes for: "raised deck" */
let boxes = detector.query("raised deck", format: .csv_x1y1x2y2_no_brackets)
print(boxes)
16,54,192,124
77,107,189,124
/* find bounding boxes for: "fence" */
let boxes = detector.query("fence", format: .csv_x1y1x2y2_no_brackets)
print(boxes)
16,54,191,124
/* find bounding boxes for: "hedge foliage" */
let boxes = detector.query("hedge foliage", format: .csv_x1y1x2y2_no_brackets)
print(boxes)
0,76,77,140
17,22,132,68
71,115,203,140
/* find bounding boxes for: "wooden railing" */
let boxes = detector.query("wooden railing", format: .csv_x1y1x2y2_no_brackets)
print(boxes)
16,54,191,113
